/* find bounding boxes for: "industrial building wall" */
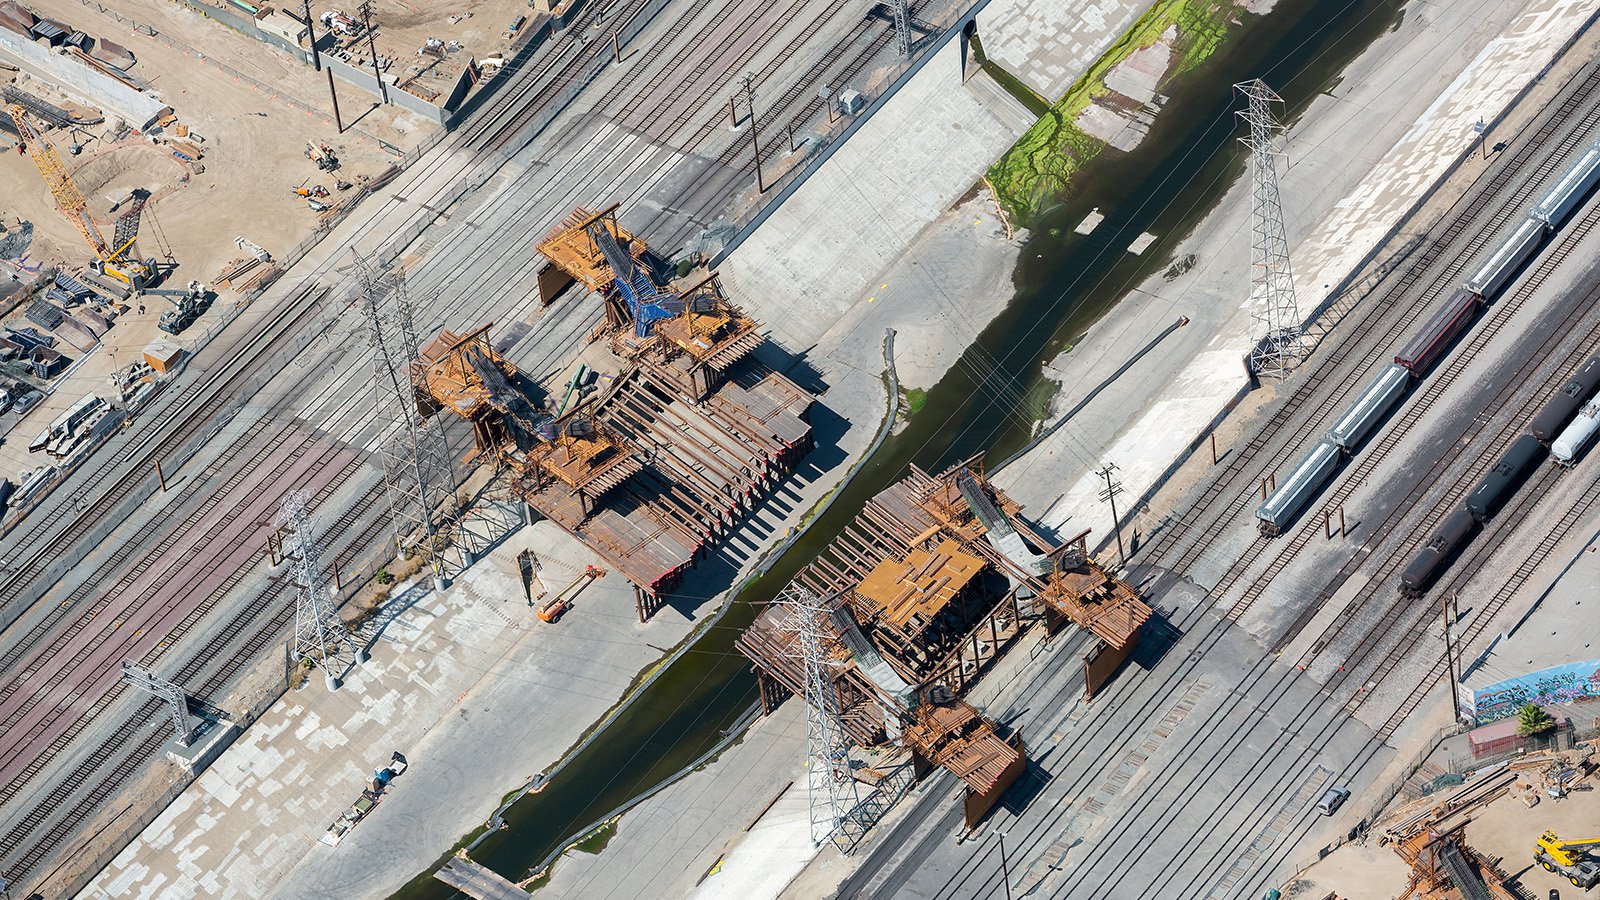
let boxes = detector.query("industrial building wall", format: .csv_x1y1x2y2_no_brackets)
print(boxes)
1469,657,1600,723
0,29,166,129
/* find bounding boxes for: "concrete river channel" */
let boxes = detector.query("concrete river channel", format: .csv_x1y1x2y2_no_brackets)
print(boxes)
399,0,1402,893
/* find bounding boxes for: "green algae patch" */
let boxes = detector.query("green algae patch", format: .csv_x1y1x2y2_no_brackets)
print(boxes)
987,0,1242,225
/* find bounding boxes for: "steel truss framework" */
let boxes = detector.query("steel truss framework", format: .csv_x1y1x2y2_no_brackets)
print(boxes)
782,584,875,851
120,661,195,746
275,489,352,682
1237,79,1305,379
350,251,461,583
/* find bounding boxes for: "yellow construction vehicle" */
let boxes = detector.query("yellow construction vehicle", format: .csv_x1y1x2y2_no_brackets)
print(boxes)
7,103,155,290
1535,830,1600,888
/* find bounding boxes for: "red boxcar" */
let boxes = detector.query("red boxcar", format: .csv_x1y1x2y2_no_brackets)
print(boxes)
1395,287,1482,375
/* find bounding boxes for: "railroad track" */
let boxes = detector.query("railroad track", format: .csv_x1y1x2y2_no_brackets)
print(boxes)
1375,463,1600,741
920,58,1600,900
0,0,944,888
0,468,385,882
1249,205,1600,644
1136,54,1600,582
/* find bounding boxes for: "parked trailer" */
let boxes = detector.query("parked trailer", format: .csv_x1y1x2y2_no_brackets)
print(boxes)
1401,508,1477,595
1465,434,1546,522
1531,141,1600,228
1395,288,1481,376
1465,217,1543,298
1256,441,1341,537
1327,364,1410,452
1552,401,1600,466
1531,355,1600,442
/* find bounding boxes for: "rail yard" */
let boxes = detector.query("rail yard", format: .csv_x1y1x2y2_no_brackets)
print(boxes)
4,0,1600,899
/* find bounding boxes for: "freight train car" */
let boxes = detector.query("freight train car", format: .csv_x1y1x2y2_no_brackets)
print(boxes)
1327,364,1409,452
1256,441,1341,536
1400,508,1477,596
1465,434,1546,522
1465,217,1544,298
1553,401,1600,466
1395,288,1482,376
1532,140,1600,227
1531,355,1600,442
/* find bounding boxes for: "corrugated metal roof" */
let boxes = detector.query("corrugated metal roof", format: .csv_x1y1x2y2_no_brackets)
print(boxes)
30,19,69,40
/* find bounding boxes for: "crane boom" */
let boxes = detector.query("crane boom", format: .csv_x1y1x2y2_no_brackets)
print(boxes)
7,103,111,258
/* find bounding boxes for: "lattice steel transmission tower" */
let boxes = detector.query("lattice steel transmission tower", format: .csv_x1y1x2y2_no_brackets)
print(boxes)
121,661,195,746
351,250,458,589
782,584,869,851
890,0,912,58
276,489,351,690
1237,79,1304,379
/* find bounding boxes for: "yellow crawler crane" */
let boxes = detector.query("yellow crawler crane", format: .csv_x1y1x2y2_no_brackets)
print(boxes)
1535,829,1600,888
7,103,152,289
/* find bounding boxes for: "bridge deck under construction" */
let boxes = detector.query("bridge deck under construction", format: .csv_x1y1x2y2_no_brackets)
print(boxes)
513,357,813,617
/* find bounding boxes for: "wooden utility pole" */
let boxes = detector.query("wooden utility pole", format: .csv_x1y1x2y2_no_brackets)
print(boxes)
742,74,765,192
995,830,1014,900
1097,462,1126,568
328,69,344,132
357,0,388,103
303,0,321,72
1443,592,1460,721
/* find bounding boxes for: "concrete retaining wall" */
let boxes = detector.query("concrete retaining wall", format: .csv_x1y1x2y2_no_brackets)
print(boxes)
1469,658,1600,723
0,29,166,129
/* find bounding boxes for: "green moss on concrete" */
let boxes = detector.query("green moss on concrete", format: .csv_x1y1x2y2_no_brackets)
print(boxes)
987,0,1241,225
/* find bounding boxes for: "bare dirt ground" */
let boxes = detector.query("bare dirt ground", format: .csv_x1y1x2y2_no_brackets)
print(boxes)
1294,757,1600,899
360,0,552,68
0,0,447,473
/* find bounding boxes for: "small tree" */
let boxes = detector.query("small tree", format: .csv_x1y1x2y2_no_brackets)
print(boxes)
1516,703,1555,736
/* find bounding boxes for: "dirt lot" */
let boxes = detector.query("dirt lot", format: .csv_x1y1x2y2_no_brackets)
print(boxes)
0,0,461,476
1291,739,1600,899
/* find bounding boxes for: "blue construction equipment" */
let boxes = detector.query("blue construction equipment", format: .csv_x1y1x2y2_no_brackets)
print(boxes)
585,218,683,337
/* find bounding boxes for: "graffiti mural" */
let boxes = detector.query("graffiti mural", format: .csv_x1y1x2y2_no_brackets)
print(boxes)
1470,658,1600,723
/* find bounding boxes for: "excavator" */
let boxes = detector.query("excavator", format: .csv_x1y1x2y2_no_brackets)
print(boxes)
7,103,156,290
1535,830,1600,888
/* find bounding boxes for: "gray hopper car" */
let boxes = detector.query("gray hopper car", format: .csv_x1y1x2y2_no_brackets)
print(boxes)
1400,508,1477,595
1255,440,1341,537
1531,141,1600,228
1465,433,1546,522
1465,217,1543,298
1552,401,1600,466
1327,364,1410,452
1531,355,1600,442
